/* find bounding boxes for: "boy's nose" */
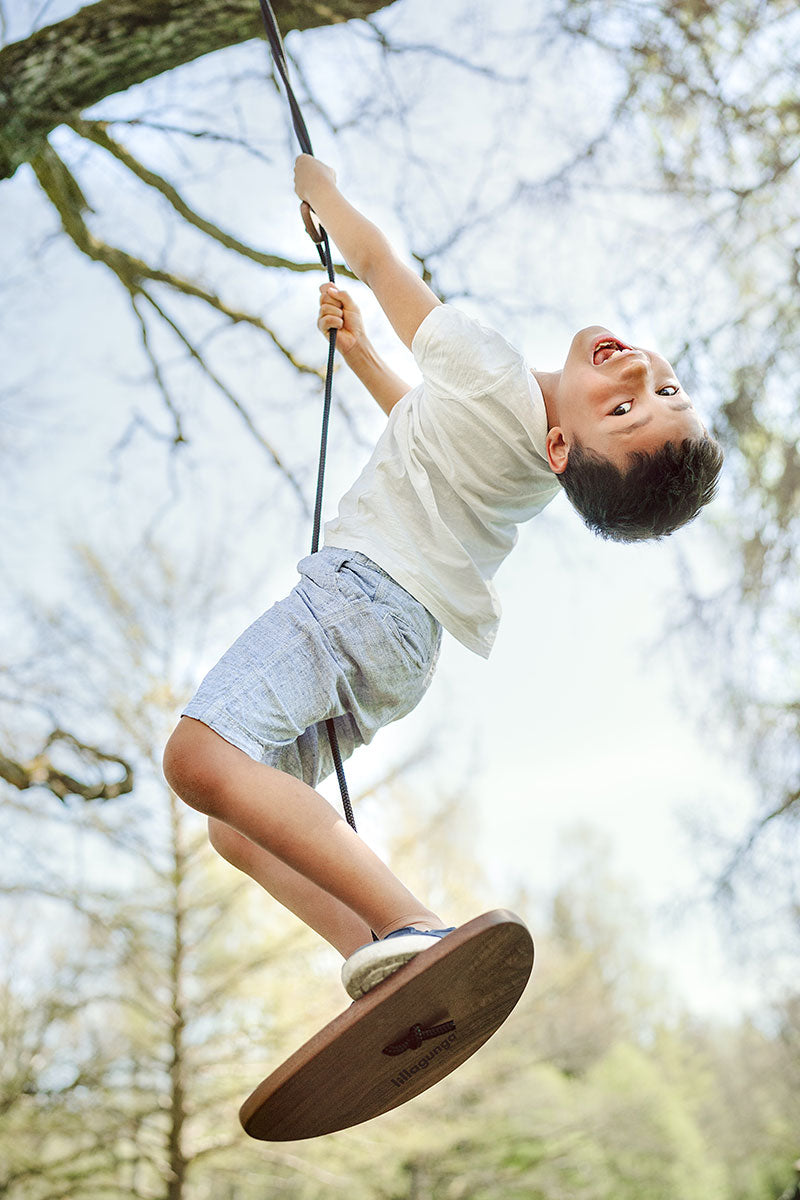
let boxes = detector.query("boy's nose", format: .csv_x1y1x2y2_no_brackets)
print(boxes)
616,350,650,376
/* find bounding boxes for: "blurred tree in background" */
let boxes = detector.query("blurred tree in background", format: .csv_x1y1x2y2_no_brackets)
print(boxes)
0,546,339,1198
2,565,797,1196
552,0,800,990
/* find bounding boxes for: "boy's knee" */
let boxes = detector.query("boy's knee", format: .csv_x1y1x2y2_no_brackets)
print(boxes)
207,816,244,862
207,815,226,852
163,718,228,816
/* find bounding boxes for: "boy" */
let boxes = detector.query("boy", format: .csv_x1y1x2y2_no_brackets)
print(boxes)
163,156,723,1001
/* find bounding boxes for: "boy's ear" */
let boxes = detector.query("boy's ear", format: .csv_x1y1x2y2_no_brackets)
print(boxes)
546,427,569,475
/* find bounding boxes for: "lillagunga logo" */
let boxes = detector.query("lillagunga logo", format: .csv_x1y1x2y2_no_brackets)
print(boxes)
390,1031,458,1088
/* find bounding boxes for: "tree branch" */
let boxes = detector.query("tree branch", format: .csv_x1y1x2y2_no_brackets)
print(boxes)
0,729,133,802
127,291,187,445
0,0,398,180
136,285,310,513
714,786,800,901
67,117,356,279
32,141,321,375
30,140,314,508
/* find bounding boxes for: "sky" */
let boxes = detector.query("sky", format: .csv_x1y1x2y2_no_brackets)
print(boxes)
1,0,780,1023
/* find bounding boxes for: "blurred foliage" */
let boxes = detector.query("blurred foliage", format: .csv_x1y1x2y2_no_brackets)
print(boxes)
514,0,800,952
0,543,796,1198
2,784,797,1198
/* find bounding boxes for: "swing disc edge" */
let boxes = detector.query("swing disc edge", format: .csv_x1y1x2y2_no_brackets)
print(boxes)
239,908,533,1141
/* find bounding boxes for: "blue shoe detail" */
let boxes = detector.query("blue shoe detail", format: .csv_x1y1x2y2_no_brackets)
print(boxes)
342,926,456,1000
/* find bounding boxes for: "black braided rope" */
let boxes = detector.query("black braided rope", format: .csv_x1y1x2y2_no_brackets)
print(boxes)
258,0,356,834
382,1020,457,1057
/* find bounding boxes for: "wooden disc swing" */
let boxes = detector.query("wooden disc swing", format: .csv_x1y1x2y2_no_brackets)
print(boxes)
241,910,533,1140
241,2,535,1142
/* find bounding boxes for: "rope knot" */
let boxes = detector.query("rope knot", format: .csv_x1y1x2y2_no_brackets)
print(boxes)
382,1019,456,1057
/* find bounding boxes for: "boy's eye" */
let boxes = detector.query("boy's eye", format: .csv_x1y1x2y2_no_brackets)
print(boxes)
658,384,680,396
611,401,633,416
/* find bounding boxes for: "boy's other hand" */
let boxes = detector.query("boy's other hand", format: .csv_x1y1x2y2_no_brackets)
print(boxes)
294,154,337,205
318,283,365,357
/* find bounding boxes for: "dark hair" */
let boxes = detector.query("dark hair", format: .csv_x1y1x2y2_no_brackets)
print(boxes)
558,436,724,542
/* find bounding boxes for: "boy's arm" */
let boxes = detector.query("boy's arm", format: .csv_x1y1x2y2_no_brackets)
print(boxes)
295,155,441,351
318,283,411,416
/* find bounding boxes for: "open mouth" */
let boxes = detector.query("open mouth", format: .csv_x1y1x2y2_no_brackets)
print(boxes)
592,337,631,365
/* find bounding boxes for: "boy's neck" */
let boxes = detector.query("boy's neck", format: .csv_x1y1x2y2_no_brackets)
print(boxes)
531,369,560,430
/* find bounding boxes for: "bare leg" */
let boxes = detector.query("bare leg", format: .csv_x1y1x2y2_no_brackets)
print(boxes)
207,817,371,957
164,718,443,956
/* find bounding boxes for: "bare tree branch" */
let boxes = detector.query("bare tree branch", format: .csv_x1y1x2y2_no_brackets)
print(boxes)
135,285,310,514
713,783,800,903
0,0,398,180
361,17,528,84
108,115,278,162
30,139,315,508
68,117,356,279
32,142,322,374
126,293,186,445
0,729,133,802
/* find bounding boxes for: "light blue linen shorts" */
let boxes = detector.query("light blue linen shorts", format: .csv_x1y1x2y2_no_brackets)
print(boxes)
182,547,442,788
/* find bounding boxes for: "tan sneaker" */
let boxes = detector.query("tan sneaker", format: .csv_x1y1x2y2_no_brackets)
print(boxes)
341,926,455,1000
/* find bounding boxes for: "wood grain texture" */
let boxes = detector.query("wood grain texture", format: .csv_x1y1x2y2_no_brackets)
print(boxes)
240,910,534,1141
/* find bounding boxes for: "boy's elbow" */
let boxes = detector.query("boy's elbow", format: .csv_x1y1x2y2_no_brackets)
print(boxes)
357,232,397,291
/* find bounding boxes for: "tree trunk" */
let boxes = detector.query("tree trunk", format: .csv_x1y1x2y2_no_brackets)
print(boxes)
166,790,189,1200
0,0,397,181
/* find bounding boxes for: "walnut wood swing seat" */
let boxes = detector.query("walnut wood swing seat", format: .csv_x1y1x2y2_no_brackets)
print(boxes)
239,910,533,1141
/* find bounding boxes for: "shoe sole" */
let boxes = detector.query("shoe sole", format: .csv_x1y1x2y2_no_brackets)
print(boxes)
342,934,444,1000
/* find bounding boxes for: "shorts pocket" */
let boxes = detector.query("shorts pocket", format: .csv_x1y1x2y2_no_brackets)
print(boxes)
334,557,382,604
378,611,423,671
374,579,440,674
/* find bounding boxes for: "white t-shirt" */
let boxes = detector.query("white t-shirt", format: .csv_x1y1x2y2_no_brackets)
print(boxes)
324,304,560,657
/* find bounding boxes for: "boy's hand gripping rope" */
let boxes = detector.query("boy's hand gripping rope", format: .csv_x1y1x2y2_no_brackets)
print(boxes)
258,0,357,835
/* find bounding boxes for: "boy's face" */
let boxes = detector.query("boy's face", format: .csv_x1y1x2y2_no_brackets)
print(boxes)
543,326,706,473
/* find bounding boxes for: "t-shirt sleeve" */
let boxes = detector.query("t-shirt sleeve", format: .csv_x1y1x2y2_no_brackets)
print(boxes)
411,304,525,400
